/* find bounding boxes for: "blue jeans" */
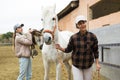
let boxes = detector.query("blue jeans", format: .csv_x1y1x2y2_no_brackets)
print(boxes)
17,57,32,80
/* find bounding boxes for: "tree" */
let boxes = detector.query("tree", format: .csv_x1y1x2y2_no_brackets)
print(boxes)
1,32,13,43
2,32,13,39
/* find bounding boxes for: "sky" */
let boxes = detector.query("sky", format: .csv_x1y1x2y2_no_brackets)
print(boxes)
0,0,72,34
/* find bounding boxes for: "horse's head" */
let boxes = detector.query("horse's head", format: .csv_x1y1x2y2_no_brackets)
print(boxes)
41,5,58,45
31,28,44,49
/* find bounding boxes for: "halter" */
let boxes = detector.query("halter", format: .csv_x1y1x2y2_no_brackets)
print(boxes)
43,18,57,39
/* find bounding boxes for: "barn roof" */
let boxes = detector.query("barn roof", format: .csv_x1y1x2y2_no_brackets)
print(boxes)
57,0,79,20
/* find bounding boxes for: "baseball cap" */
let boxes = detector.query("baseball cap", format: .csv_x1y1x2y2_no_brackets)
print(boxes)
75,15,87,24
14,23,24,31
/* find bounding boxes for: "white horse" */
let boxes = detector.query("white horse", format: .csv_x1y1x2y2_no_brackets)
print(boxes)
40,5,74,80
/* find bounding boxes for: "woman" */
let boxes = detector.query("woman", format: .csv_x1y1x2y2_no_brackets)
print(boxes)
56,15,101,80
13,23,33,80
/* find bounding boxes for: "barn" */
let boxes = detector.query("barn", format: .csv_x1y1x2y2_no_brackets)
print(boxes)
57,0,120,80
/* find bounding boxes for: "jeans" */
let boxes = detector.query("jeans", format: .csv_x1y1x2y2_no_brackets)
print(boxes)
72,65,92,80
17,57,32,80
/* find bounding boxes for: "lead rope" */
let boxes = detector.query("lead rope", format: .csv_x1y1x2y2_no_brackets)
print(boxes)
53,19,68,80
30,44,35,58
98,70,100,80
92,70,100,80
56,49,68,80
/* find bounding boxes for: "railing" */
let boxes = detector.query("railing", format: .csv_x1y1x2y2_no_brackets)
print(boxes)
0,43,12,46
98,43,120,68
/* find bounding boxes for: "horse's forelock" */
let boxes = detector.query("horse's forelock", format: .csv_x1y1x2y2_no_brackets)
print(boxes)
42,5,56,17
41,6,57,29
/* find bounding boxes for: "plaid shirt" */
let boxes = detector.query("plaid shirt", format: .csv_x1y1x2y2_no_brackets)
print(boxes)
65,31,99,69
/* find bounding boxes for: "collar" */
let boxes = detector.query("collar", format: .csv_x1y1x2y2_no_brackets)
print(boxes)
78,30,88,36
16,33,23,36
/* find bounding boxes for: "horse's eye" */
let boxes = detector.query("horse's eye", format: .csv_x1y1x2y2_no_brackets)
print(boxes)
41,18,43,21
52,18,56,20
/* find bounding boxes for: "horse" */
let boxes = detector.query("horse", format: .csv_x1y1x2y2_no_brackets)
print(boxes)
29,29,44,58
41,6,74,80
31,29,44,50
40,5,74,80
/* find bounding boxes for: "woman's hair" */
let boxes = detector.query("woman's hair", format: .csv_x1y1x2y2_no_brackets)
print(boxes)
76,24,79,29
13,31,16,48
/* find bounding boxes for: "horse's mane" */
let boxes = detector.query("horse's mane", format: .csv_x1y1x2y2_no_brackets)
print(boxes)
32,35,36,45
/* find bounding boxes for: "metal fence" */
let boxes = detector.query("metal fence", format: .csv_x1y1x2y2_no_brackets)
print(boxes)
0,43,12,46
99,43,120,68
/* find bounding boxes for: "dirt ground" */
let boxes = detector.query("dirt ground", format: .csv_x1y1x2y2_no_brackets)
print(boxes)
0,46,107,80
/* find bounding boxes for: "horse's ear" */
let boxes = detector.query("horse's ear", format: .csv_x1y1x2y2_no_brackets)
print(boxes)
53,4,56,13
40,28,44,32
41,6,47,15
41,6,44,11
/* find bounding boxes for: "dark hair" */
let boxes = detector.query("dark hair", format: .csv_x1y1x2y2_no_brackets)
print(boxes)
13,31,16,49
76,24,79,29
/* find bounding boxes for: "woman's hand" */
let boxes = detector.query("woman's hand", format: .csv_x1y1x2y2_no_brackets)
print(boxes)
55,44,65,52
95,59,101,71
29,28,34,33
55,44,61,49
96,63,101,71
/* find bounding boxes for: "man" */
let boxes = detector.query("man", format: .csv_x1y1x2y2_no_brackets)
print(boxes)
55,15,101,80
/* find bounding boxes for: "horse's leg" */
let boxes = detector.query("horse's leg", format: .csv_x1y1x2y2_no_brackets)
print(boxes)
56,62,61,80
64,61,72,80
43,58,49,80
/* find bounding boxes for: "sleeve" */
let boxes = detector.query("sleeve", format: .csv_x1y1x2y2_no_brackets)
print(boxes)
16,33,32,46
92,34,99,59
64,36,74,53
